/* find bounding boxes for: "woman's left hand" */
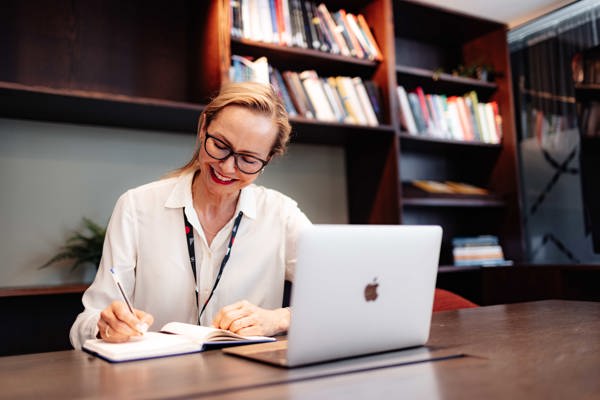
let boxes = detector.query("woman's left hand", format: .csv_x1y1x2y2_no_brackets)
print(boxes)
212,300,290,336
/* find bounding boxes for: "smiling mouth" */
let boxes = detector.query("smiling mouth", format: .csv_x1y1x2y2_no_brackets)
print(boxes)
210,166,236,185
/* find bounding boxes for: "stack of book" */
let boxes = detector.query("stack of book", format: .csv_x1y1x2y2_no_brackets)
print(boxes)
397,85,502,143
452,235,512,267
230,1,383,61
230,55,383,126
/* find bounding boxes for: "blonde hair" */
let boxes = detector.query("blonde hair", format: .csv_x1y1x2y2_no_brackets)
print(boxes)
172,82,291,177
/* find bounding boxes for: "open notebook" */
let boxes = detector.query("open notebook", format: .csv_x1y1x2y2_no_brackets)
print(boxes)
83,321,275,362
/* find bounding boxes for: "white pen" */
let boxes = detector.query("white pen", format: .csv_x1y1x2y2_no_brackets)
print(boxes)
110,267,148,334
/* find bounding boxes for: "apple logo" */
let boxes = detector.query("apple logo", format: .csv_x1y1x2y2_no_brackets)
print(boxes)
364,278,379,302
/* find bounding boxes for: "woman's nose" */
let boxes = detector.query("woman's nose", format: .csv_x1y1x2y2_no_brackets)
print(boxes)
219,154,238,173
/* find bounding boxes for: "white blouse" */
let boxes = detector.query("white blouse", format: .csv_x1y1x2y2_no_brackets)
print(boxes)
70,171,312,349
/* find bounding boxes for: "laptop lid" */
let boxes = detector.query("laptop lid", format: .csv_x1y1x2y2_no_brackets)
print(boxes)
224,224,442,367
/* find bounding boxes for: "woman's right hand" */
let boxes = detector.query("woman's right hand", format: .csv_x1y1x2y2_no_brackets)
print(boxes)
97,301,154,343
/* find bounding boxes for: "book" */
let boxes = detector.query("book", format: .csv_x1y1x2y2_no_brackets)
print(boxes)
452,235,499,247
345,13,376,60
282,70,315,118
444,181,490,195
352,77,379,126
317,3,351,57
270,66,298,116
364,80,383,124
407,93,427,133
356,14,383,61
333,9,364,58
397,86,418,134
411,180,490,196
451,235,511,267
336,76,367,125
230,55,269,84
299,70,337,122
83,321,276,363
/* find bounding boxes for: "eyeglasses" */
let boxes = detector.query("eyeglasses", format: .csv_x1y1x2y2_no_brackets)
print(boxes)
203,133,269,174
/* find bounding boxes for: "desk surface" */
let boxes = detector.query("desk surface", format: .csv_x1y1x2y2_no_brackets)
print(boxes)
1,300,598,400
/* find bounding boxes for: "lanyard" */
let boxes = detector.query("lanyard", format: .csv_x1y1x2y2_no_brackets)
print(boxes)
183,209,243,324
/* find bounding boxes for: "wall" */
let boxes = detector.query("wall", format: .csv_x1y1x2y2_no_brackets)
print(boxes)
0,118,347,288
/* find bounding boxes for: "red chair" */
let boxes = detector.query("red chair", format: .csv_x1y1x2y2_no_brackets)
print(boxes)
433,288,478,312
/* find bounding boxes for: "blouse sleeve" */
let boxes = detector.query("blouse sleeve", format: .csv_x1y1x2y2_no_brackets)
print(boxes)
69,190,139,350
283,201,312,282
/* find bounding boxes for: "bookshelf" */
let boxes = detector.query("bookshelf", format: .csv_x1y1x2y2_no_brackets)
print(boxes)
392,1,524,266
1,0,524,266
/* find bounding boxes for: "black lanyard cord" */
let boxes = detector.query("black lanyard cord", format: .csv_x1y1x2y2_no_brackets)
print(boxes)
183,209,243,324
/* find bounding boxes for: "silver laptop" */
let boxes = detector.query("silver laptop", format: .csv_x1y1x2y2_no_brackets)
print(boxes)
223,224,442,367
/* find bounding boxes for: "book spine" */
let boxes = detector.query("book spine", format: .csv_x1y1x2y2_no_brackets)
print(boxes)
336,76,366,125
333,9,363,59
455,96,475,141
356,14,383,61
231,0,243,38
364,80,383,124
396,86,417,134
299,70,336,122
280,0,293,46
445,97,465,140
290,0,307,48
270,66,298,116
317,4,350,56
414,87,431,132
352,77,379,126
345,13,373,60
407,92,426,133
282,70,313,118
313,2,337,54
321,78,346,122
302,1,320,50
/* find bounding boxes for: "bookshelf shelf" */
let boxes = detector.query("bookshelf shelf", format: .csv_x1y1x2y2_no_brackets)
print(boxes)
399,132,502,152
0,81,204,133
395,65,497,88
438,265,481,273
402,196,505,208
395,64,498,96
231,38,379,70
290,117,394,145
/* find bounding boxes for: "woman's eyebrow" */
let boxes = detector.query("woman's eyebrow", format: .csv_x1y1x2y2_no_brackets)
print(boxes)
211,132,263,157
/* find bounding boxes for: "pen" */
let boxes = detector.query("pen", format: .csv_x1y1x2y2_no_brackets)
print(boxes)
110,267,148,334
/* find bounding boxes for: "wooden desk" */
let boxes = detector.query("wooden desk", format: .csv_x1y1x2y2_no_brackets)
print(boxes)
0,300,598,399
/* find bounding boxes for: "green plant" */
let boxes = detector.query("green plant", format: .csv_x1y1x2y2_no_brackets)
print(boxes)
39,217,106,271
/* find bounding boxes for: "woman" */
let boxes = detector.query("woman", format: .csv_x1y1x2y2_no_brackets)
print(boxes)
70,82,312,349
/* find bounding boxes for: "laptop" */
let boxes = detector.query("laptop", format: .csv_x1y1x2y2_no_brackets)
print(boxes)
223,224,442,368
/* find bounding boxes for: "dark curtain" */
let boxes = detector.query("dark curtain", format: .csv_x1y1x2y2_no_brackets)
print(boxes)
509,2,600,263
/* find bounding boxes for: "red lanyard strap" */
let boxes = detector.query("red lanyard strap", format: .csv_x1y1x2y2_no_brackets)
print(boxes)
183,209,243,324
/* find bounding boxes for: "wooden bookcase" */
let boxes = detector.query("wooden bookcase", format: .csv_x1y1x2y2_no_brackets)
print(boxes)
392,1,525,266
1,0,524,266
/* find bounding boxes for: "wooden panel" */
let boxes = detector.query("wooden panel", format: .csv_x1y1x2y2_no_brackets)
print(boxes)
1,0,207,102
0,291,84,356
346,131,400,224
464,29,525,262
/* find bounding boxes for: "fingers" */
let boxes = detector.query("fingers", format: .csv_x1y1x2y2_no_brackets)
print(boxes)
134,309,154,333
228,315,255,334
212,301,288,336
98,301,154,342
212,300,252,330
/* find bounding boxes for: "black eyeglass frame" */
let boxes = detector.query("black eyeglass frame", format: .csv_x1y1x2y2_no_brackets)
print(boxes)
203,132,270,174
